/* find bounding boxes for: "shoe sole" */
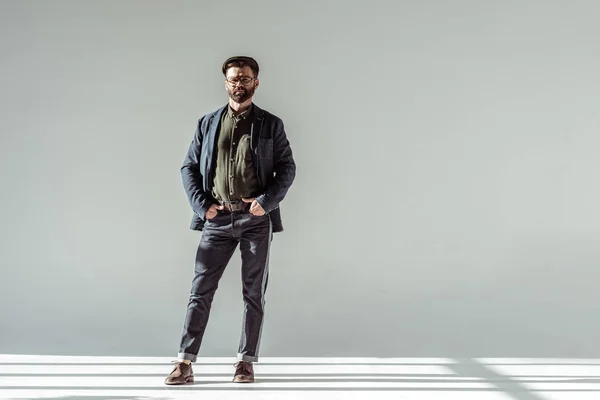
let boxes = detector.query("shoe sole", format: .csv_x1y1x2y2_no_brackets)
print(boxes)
233,377,254,383
165,376,194,385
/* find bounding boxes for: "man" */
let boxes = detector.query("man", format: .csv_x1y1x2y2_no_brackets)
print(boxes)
165,56,296,385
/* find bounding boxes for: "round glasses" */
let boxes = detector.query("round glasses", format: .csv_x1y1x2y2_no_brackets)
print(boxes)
226,77,255,86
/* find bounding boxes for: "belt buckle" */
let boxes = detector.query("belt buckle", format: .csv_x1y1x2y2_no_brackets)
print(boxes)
222,201,240,212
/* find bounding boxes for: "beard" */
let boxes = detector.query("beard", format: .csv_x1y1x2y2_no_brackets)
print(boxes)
228,86,255,103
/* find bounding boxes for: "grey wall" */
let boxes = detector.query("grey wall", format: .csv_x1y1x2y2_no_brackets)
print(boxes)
2,0,600,359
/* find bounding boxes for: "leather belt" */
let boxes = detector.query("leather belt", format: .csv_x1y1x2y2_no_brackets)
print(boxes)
221,201,250,212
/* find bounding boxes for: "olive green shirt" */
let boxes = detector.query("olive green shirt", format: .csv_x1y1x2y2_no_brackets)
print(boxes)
211,104,261,202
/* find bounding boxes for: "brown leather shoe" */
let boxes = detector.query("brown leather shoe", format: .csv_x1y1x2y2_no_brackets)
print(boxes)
164,361,194,385
233,361,254,383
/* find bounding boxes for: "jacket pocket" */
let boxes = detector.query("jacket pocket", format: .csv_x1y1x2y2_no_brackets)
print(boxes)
258,138,273,159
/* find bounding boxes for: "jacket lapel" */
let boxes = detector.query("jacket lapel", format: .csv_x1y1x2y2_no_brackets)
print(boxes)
207,105,227,146
250,103,265,151
203,105,226,186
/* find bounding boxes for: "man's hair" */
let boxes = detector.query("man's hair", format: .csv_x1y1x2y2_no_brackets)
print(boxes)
222,56,259,77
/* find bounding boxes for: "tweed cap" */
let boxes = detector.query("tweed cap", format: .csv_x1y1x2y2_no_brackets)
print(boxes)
221,56,259,76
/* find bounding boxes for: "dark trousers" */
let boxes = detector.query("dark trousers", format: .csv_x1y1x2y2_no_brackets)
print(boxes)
178,210,272,363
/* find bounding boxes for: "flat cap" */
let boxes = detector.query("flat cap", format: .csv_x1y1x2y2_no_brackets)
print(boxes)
221,56,259,76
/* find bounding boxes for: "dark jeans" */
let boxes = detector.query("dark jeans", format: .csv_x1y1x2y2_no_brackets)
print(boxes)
178,209,272,363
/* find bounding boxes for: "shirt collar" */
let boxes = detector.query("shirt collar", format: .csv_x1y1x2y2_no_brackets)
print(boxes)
227,103,253,119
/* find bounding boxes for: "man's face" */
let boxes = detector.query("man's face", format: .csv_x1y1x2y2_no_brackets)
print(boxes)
225,66,258,103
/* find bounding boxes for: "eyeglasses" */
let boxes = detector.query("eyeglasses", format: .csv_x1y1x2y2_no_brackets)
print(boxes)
226,77,255,86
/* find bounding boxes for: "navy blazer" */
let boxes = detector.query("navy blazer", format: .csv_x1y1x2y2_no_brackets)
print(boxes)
181,103,296,233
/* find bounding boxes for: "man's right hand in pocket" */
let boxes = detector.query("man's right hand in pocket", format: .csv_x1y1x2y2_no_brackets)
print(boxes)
205,203,224,220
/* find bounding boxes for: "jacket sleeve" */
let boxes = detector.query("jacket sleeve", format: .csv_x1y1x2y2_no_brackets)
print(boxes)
256,119,296,213
181,117,215,221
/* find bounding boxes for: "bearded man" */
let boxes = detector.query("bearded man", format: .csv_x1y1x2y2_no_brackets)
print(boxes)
164,56,296,385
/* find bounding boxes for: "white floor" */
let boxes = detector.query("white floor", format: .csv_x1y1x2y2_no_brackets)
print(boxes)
0,355,599,400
